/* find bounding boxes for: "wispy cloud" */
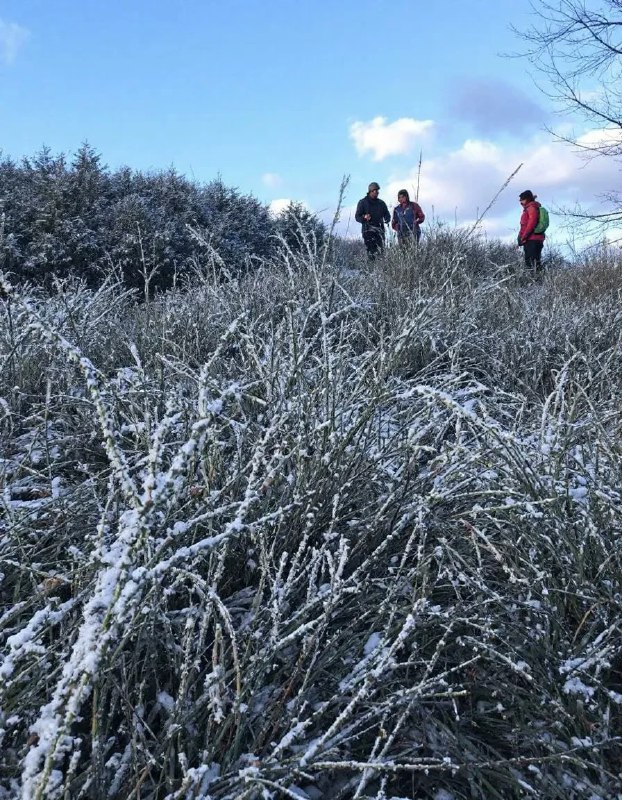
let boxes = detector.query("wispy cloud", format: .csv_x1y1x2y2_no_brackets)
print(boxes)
262,172,283,189
448,77,546,135
349,116,434,161
0,18,30,64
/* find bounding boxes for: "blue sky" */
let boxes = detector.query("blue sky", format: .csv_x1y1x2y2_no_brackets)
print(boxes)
0,0,615,243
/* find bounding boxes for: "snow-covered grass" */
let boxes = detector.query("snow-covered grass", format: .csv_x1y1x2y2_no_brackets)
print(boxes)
1,231,621,799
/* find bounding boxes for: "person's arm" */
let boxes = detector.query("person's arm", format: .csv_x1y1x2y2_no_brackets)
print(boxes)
391,207,399,231
413,202,425,225
382,202,391,225
355,199,366,224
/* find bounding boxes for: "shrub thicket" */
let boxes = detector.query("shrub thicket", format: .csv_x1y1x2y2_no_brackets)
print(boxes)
1,228,621,799
0,145,325,292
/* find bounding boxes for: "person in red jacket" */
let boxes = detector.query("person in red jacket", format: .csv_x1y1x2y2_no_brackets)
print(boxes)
391,189,425,246
518,189,545,275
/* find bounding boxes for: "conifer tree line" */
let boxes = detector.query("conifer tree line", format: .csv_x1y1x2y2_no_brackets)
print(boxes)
0,143,326,291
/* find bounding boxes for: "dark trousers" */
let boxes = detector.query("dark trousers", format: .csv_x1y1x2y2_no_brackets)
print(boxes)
524,240,544,273
363,229,384,260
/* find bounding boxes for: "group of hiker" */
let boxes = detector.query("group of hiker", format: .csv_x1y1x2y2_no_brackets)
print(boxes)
355,182,548,274
355,182,425,258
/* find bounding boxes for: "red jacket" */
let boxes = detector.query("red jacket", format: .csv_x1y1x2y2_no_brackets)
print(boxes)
519,200,545,244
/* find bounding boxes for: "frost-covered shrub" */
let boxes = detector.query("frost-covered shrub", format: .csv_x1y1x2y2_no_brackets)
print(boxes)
1,239,621,800
0,148,291,291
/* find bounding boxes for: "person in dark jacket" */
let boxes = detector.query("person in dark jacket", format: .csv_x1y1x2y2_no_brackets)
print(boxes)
392,189,425,246
355,182,391,260
518,189,545,275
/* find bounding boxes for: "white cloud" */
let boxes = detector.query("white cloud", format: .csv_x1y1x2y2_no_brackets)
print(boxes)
0,18,29,64
262,172,283,189
349,116,434,161
269,198,292,217
320,127,614,248
321,126,621,244
576,125,622,151
382,130,619,230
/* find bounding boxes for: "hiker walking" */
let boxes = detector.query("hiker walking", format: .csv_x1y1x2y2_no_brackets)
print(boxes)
517,190,547,276
392,189,425,246
355,182,391,260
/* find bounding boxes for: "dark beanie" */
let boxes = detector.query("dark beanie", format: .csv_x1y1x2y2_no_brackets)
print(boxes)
519,190,536,201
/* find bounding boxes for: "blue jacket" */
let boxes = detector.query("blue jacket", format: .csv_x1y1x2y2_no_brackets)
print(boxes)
392,201,425,237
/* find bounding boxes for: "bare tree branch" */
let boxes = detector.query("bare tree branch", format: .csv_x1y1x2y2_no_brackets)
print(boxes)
515,0,622,228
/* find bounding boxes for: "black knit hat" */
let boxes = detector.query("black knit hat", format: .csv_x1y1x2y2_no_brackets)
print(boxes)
519,190,536,201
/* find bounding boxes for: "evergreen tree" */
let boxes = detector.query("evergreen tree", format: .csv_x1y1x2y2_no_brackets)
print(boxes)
0,145,320,291
273,201,326,254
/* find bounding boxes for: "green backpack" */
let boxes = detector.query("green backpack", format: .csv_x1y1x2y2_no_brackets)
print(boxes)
534,206,550,235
